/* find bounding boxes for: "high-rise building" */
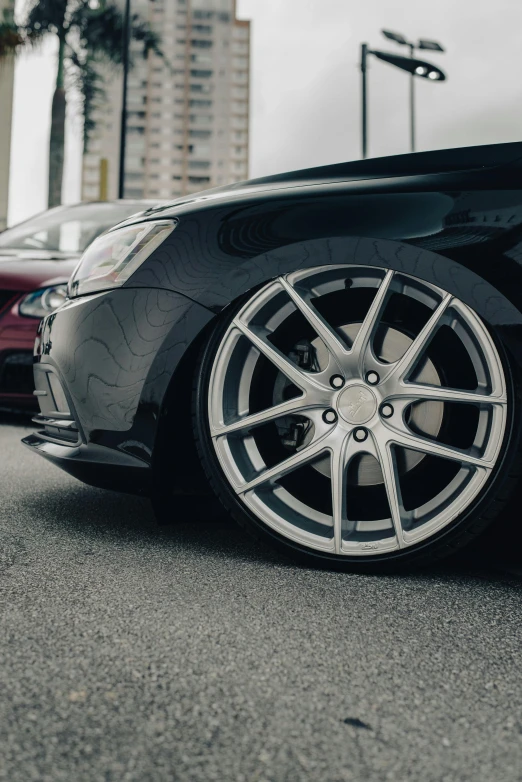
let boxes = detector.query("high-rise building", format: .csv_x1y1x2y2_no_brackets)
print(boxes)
0,0,15,229
82,0,250,202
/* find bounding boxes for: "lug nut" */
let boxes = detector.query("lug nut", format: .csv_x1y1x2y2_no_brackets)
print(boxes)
380,403,394,419
354,428,368,442
330,374,345,389
322,409,337,424
366,371,380,385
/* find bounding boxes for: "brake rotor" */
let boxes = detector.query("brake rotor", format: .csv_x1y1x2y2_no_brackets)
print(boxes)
275,322,444,486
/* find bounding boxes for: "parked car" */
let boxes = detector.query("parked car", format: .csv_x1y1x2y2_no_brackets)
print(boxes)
0,200,161,409
23,143,522,572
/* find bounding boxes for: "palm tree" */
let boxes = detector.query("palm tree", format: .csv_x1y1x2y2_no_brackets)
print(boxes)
0,4,22,58
21,0,162,208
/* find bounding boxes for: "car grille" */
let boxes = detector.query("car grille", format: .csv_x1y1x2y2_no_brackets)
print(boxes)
0,290,21,314
32,365,81,446
0,352,35,395
32,413,81,444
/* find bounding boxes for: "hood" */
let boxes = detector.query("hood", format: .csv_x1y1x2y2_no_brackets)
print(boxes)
133,141,522,221
0,254,79,292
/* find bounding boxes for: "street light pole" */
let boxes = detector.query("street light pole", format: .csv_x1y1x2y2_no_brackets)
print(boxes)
361,32,446,159
118,0,131,199
361,43,368,159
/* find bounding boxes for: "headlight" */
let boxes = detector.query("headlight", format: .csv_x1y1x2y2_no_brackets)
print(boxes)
69,219,176,298
19,284,69,319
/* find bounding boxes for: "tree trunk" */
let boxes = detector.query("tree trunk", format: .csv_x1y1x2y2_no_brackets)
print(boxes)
48,35,66,209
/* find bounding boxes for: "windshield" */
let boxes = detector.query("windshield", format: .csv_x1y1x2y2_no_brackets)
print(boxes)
0,202,151,254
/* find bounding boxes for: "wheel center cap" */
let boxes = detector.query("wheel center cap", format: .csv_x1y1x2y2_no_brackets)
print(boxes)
337,384,377,425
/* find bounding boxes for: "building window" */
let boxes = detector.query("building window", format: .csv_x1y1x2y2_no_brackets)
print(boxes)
191,39,213,49
234,26,250,40
190,83,212,93
191,143,210,156
191,53,212,64
190,69,213,78
189,176,211,184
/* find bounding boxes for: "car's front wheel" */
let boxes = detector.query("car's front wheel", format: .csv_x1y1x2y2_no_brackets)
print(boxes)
193,264,521,571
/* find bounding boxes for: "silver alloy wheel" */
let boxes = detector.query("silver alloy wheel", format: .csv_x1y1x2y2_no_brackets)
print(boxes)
208,265,508,556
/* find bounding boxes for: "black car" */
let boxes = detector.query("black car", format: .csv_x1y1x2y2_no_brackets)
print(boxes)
23,143,522,572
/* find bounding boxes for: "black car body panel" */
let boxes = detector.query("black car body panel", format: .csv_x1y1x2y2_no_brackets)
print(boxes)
24,143,522,494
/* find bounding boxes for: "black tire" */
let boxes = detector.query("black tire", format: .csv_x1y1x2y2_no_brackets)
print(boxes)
192,284,522,574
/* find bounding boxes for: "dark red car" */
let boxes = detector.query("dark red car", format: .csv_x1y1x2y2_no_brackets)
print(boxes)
0,200,158,410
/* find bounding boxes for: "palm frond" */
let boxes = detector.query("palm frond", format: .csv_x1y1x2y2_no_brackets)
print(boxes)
23,0,67,37
0,9,24,57
70,2,163,66
67,49,104,148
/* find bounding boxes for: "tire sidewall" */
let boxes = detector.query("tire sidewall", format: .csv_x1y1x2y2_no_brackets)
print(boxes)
193,279,522,573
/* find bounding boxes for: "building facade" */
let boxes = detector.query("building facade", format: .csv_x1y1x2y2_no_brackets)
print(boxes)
82,0,250,202
0,0,15,229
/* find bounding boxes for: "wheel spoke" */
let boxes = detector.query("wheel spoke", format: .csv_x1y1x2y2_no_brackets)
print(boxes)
211,395,317,437
236,434,331,494
331,433,360,553
279,276,348,367
350,270,394,368
372,437,405,549
389,383,507,406
331,435,350,554
389,427,492,469
233,318,320,392
387,293,452,382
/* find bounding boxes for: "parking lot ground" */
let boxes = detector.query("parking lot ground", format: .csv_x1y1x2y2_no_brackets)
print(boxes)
1,417,521,782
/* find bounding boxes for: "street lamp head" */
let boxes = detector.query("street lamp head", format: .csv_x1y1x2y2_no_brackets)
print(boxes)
381,29,408,46
371,50,446,81
418,39,445,52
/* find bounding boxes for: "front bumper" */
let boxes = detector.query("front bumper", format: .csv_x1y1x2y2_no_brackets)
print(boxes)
22,433,152,495
23,358,152,495
24,286,213,494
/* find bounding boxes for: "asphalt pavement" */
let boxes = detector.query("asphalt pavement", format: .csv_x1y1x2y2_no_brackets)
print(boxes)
0,417,521,782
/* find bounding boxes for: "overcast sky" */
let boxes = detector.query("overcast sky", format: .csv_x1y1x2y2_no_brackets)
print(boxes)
7,0,522,225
